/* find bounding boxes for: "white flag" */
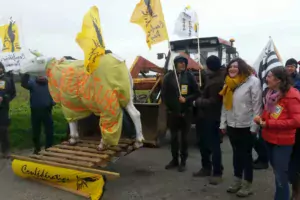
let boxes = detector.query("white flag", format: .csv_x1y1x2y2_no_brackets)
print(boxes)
174,6,199,38
0,16,28,72
253,37,283,89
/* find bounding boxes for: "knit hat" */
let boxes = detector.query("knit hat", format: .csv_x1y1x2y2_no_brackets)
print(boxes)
206,55,221,71
285,58,298,68
174,55,188,66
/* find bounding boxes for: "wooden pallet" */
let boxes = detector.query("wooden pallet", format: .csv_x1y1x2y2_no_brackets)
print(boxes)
11,138,137,180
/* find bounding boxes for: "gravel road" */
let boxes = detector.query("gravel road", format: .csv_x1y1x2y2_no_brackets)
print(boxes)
0,136,275,200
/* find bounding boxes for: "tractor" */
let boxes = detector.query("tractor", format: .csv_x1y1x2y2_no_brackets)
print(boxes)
131,37,239,146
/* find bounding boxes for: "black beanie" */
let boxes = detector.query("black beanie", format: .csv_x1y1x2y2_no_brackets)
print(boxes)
285,58,298,68
206,55,221,71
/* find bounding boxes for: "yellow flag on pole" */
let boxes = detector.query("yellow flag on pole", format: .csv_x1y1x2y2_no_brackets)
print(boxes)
130,0,169,49
76,6,105,74
0,18,22,53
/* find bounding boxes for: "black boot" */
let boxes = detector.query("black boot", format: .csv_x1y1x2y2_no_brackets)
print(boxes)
193,168,211,177
253,160,269,170
33,148,40,155
178,160,186,172
165,159,179,170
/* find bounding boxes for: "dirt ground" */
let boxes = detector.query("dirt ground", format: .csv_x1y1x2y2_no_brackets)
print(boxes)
0,134,275,200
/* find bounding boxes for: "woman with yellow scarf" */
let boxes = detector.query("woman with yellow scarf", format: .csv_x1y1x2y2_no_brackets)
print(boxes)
219,58,262,197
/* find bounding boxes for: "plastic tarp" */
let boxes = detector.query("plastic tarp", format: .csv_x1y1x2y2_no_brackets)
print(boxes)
46,53,131,146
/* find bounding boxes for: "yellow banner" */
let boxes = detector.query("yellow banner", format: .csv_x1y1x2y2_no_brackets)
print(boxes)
130,0,169,49
0,20,22,53
12,160,106,200
76,6,106,74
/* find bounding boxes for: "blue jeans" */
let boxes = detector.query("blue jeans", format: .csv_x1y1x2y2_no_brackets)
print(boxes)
266,142,293,200
196,119,223,176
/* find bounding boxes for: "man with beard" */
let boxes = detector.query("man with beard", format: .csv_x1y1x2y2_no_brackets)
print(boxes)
21,73,54,154
0,62,16,158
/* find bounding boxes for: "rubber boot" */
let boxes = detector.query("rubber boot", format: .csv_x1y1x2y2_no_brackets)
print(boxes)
227,177,242,193
165,159,179,170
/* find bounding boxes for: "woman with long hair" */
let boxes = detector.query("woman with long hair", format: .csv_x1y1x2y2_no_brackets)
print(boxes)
219,58,262,197
255,66,300,200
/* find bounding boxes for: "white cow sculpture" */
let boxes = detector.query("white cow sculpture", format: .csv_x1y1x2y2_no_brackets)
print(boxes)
20,50,144,151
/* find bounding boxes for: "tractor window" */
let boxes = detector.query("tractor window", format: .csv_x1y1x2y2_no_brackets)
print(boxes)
188,47,219,68
221,48,227,65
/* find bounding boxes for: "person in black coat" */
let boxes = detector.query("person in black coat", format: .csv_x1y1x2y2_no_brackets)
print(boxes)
192,56,226,185
161,55,200,172
0,62,16,158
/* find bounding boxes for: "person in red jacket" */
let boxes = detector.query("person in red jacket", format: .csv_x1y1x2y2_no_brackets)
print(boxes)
255,66,300,200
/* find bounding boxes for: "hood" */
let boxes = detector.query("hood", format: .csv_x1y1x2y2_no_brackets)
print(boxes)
174,55,188,68
285,87,300,101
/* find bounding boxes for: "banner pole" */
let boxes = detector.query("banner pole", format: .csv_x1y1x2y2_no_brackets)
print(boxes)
197,34,202,87
167,41,181,95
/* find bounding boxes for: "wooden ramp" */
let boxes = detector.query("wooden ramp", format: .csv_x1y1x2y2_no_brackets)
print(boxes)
11,138,138,180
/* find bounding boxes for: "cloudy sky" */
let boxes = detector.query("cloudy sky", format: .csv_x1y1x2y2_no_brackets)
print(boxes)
0,0,299,68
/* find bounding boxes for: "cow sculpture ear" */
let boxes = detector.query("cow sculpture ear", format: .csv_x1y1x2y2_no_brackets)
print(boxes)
29,49,43,57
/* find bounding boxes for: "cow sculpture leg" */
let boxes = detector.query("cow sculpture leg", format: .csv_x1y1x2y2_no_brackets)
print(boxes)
125,99,144,149
68,121,79,145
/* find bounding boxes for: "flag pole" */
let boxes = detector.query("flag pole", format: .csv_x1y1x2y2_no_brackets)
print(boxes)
196,31,202,87
167,41,181,95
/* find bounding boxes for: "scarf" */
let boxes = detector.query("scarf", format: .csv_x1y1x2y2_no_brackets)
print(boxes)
264,89,281,113
219,75,247,110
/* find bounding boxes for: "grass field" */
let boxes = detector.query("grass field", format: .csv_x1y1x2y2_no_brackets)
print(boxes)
9,83,67,150
8,83,152,150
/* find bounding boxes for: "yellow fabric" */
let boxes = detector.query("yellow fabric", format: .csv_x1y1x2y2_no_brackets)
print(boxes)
219,75,247,110
12,160,105,200
0,22,21,53
76,6,105,74
46,54,131,146
130,0,169,49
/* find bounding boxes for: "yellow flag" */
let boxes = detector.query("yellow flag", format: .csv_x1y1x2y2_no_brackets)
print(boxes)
0,19,22,53
76,6,105,74
130,0,169,49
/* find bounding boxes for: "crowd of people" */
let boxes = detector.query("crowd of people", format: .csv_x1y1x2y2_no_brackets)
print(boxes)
161,55,300,200
1,53,300,199
0,61,54,156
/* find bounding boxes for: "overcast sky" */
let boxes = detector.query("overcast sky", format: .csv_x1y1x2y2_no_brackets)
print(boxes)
0,0,299,68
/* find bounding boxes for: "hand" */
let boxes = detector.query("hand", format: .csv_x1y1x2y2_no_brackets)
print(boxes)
0,97,3,103
220,129,226,134
253,115,261,124
260,120,266,128
193,101,196,107
179,96,186,103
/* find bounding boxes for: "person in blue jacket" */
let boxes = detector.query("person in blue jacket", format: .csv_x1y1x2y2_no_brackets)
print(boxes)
21,74,55,154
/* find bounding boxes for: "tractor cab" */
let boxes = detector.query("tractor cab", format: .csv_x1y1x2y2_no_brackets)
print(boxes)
169,37,239,68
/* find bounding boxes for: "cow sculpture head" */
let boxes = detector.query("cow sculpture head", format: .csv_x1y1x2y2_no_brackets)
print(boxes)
20,49,55,76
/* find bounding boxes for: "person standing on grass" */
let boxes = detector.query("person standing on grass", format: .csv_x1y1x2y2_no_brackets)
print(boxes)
0,62,16,158
219,58,262,197
21,73,54,154
255,66,300,200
